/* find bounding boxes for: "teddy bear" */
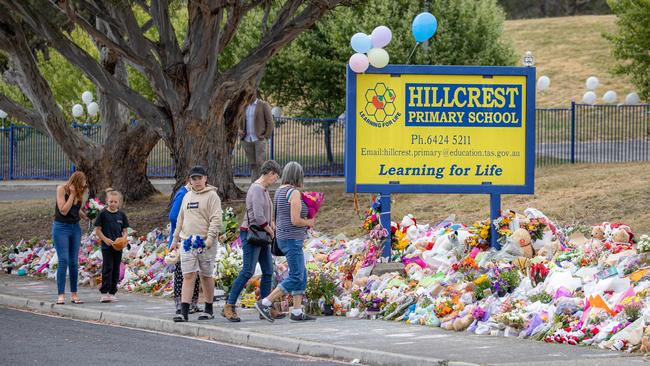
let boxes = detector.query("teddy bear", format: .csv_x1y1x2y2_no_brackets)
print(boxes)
537,238,561,258
452,312,474,331
611,228,631,244
591,225,606,241
511,228,534,258
641,326,650,353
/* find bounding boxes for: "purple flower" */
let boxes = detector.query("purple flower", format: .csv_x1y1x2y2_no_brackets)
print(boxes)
472,306,488,321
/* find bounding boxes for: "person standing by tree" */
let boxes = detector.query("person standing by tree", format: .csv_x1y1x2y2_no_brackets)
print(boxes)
53,171,88,305
170,166,222,322
169,178,201,315
239,91,274,182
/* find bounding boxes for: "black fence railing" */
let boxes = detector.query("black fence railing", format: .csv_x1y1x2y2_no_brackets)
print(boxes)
1,104,648,180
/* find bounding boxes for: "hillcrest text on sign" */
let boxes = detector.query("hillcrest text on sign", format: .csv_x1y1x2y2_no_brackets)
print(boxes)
345,65,536,256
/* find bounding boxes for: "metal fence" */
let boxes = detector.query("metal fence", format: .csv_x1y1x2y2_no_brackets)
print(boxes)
0,117,345,180
1,104,648,180
536,102,650,166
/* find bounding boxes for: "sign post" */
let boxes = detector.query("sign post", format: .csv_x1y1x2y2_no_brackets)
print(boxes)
345,65,536,259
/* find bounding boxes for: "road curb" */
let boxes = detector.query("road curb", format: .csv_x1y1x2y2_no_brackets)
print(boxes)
0,293,476,366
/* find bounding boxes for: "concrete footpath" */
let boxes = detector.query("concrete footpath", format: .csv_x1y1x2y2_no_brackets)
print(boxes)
0,274,646,366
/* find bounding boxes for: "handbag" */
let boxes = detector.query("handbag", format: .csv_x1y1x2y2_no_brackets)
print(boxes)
246,208,272,246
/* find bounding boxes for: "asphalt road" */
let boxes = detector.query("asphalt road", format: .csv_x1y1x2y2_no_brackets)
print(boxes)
0,307,353,366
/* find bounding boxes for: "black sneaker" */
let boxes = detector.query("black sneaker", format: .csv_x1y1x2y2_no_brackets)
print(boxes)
289,312,316,322
172,315,188,322
189,305,202,314
255,300,274,323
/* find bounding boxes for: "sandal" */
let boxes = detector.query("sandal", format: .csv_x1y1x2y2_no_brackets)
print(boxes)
71,298,84,304
56,301,65,305
173,315,188,323
197,312,214,320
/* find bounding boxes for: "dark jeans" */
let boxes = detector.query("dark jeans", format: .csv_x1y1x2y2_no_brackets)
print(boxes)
52,221,81,295
227,231,273,304
100,246,122,295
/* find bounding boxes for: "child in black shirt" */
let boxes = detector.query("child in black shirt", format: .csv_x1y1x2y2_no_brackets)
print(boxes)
94,189,129,303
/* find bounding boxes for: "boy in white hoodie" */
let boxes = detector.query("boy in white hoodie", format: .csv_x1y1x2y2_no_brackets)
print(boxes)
170,166,222,322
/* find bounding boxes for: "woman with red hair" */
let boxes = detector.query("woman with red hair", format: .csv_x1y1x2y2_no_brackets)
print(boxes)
53,171,88,305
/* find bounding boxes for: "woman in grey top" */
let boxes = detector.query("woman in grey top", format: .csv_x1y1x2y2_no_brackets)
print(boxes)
223,160,283,322
256,161,316,323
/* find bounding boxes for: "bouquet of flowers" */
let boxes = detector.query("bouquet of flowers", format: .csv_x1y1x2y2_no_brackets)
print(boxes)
361,195,381,232
301,192,325,219
530,263,550,286
493,210,516,243
182,235,206,253
433,297,456,318
466,219,491,250
84,198,105,220
621,296,643,321
525,218,548,242
637,234,650,253
214,245,242,293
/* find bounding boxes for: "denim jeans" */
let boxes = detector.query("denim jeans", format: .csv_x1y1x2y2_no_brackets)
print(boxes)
227,231,273,304
276,238,306,295
52,221,81,295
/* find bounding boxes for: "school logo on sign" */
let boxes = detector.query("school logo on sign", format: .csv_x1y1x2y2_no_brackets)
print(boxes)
359,82,401,128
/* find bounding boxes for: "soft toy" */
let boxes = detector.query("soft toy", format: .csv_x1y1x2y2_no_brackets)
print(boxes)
164,250,179,265
641,335,650,353
537,237,561,258
511,228,534,258
591,225,606,240
452,313,474,331
610,223,634,243
611,228,631,244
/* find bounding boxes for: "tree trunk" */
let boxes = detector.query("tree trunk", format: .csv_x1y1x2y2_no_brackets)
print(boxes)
324,121,334,165
171,102,244,201
76,123,159,201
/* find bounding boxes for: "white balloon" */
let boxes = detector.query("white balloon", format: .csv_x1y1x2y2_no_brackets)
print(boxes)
625,92,640,105
585,76,599,90
271,106,282,118
603,90,618,104
81,91,94,105
72,104,84,117
537,76,550,91
0,109,7,119
582,91,597,105
87,102,99,116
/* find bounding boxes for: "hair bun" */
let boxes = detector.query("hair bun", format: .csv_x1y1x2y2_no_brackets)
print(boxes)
105,187,114,193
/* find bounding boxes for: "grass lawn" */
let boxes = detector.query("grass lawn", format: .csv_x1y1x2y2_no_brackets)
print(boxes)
505,15,637,108
2,162,648,246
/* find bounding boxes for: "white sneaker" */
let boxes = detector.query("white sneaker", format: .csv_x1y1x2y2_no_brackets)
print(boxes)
100,295,111,303
109,295,119,303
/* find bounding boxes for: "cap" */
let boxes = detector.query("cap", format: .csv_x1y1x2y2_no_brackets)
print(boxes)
188,165,207,178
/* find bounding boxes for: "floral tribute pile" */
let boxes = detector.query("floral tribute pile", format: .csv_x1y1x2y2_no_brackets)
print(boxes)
4,198,650,352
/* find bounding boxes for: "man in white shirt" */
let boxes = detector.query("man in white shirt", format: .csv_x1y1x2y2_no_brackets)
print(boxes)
238,91,274,182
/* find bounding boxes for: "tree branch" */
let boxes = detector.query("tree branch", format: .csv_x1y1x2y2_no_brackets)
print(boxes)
150,0,184,68
186,1,258,116
0,92,45,132
217,0,346,97
1,0,172,136
0,13,94,161
59,1,155,72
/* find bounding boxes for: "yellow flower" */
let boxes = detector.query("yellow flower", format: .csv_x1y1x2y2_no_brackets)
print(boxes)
474,274,488,285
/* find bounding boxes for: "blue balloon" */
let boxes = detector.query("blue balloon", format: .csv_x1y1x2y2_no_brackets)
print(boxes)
350,33,372,53
412,12,438,43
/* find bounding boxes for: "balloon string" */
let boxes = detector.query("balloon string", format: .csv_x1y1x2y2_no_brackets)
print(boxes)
406,42,420,64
